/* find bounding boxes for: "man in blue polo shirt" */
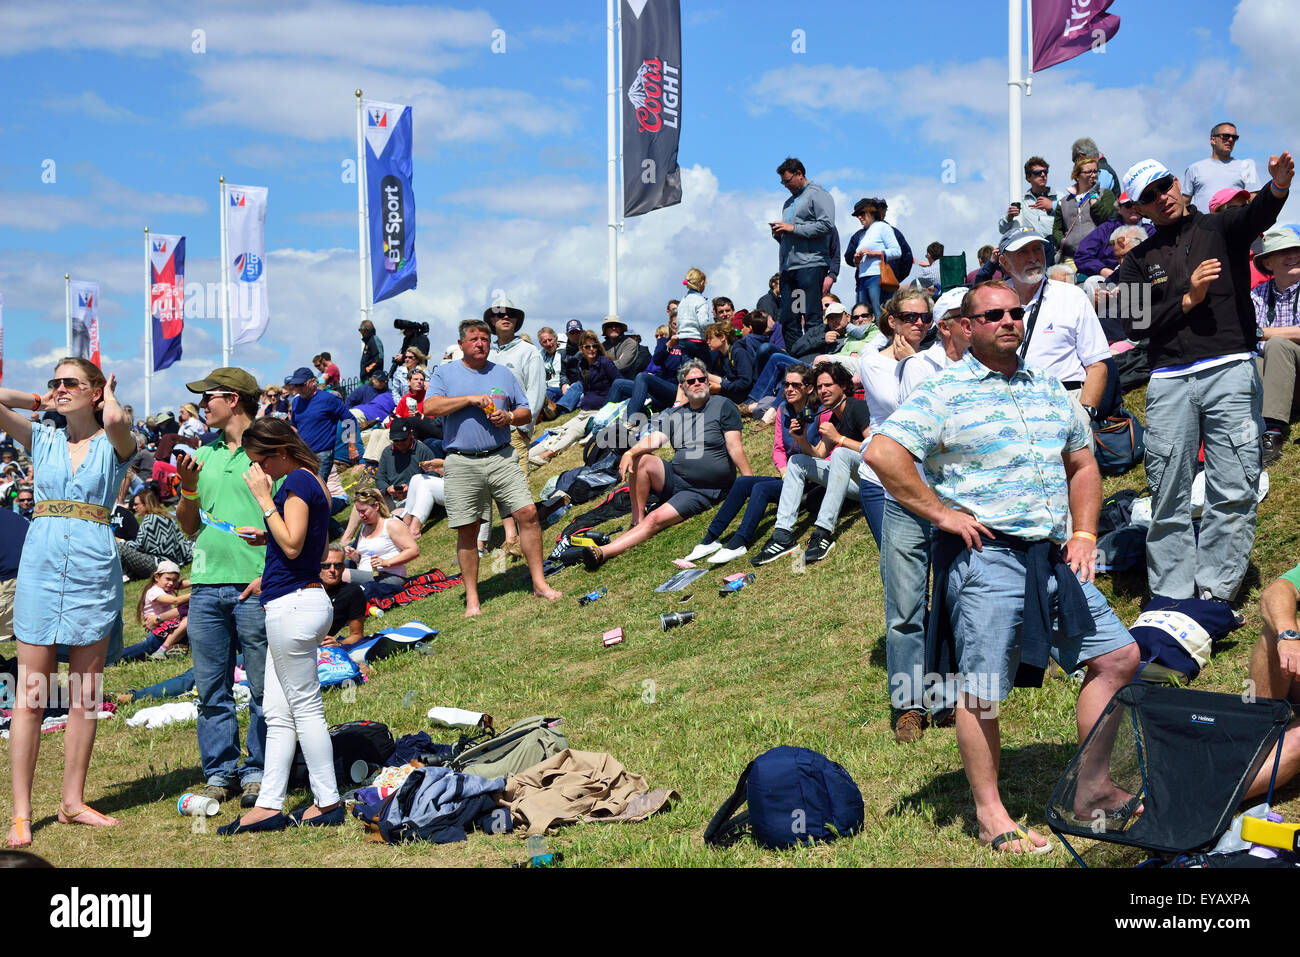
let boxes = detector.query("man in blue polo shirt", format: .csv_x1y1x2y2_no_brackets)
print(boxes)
286,367,350,483
425,319,561,617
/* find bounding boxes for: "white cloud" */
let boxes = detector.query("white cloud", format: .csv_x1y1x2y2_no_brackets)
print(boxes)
0,174,207,233
439,177,603,217
45,91,144,123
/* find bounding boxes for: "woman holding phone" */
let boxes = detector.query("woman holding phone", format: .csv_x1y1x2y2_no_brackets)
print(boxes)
217,417,340,834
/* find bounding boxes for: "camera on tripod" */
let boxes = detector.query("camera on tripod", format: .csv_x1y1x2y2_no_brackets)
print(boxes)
394,318,429,334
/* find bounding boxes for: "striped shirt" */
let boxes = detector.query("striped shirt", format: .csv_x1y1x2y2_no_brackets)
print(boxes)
878,352,1089,542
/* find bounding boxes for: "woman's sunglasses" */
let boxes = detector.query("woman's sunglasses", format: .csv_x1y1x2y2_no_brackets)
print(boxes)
47,378,87,391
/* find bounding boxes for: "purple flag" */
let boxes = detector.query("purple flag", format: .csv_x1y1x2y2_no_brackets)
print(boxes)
1031,0,1120,72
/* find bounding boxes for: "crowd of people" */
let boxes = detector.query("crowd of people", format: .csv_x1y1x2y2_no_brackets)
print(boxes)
3,124,1300,857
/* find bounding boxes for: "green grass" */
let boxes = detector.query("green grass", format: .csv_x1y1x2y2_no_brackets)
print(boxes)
8,386,1300,867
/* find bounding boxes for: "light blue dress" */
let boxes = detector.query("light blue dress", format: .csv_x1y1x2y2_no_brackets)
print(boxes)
14,424,130,646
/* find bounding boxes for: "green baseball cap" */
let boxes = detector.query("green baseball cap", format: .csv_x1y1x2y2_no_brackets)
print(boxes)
186,367,260,396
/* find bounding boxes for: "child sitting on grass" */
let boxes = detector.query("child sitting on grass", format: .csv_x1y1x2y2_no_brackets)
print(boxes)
119,560,190,662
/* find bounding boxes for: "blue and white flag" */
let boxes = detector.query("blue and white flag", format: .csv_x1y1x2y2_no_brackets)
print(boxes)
224,184,269,345
364,99,418,304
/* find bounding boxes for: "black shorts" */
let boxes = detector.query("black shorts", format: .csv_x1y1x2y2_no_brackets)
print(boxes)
657,462,725,520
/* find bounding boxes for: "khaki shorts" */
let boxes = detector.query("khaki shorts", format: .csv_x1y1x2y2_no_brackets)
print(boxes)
444,447,535,528
511,428,534,475
0,577,14,639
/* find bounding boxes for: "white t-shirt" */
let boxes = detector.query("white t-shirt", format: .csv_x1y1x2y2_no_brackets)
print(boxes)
1182,157,1260,211
857,338,902,486
1021,279,1111,385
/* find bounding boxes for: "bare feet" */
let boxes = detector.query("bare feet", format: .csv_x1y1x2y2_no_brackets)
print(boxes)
534,585,562,602
1071,786,1143,826
298,802,339,821
464,604,482,618
115,692,135,705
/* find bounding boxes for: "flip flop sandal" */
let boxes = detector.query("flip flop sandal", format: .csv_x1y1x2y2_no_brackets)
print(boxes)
989,827,1053,855
1066,794,1144,830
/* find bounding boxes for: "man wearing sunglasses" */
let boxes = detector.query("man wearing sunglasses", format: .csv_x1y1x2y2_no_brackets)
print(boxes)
1115,151,1294,604
1183,123,1260,212
317,545,366,649
868,281,1138,854
998,156,1058,252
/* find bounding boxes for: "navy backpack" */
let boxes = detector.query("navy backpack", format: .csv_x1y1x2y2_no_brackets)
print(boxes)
704,746,864,849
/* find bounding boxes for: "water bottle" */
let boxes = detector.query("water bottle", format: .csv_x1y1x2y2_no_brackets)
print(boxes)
718,573,755,596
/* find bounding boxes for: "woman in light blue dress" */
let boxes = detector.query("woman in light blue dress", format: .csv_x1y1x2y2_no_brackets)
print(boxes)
0,359,135,848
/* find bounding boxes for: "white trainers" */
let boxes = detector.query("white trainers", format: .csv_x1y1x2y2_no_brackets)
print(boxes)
683,542,722,562
708,545,748,564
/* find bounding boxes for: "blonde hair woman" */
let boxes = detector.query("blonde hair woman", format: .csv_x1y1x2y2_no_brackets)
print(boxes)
339,488,420,600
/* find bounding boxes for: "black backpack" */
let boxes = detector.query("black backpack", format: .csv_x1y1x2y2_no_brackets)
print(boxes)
886,222,913,282
291,720,395,789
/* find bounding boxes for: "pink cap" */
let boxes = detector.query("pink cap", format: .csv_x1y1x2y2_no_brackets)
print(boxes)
1209,187,1250,212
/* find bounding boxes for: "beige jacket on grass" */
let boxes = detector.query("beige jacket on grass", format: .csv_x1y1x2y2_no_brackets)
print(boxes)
505,749,679,836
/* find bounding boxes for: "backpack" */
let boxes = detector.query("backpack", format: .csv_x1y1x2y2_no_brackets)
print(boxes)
704,746,864,849
449,715,569,779
291,720,396,789
1092,408,1145,476
886,222,913,282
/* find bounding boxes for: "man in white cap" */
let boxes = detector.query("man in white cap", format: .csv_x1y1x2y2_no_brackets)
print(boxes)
1251,227,1300,465
1114,150,1294,602
996,225,1111,433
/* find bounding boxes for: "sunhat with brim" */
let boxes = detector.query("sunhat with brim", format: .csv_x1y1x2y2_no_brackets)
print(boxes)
483,298,525,326
1255,227,1300,276
601,315,628,334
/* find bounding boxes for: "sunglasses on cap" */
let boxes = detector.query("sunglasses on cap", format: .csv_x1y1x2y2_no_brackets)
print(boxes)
967,306,1026,325
1138,174,1176,206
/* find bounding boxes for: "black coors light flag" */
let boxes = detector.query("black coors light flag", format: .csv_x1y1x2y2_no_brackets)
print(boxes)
622,0,682,217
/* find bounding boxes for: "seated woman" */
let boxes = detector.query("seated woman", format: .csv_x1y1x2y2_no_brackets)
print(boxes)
683,363,817,564
528,333,622,465
396,454,447,538
704,322,754,404
117,487,192,580
340,488,421,600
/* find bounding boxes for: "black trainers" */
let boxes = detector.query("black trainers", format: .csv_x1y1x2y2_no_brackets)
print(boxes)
751,536,799,566
803,530,836,564
1263,430,1284,467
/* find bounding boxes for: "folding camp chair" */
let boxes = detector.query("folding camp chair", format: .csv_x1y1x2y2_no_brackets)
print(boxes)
1045,683,1292,867
938,253,968,291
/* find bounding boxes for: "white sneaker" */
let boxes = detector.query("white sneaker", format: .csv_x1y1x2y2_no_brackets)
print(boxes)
683,542,722,562
708,545,748,564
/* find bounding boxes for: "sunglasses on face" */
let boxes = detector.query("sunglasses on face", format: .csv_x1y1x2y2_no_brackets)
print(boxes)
200,390,236,407
321,561,344,570
783,380,807,389
683,376,708,385
1215,133,1239,142
48,378,87,391
1028,168,1048,177
17,498,33,504
582,344,599,351
968,307,1026,325
1138,175,1175,206
894,311,933,325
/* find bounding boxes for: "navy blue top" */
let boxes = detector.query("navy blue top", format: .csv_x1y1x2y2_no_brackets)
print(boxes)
260,468,330,605
0,507,28,581
290,390,349,453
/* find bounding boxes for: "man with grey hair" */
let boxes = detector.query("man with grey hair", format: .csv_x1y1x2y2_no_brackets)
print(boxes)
581,359,753,570
1184,122,1259,211
1072,136,1120,196
1047,264,1077,284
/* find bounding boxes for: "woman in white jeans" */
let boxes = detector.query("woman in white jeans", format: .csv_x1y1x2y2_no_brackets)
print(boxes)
218,417,341,834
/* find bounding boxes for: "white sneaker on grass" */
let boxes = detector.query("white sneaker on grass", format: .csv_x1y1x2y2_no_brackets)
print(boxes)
708,545,748,564
683,541,722,562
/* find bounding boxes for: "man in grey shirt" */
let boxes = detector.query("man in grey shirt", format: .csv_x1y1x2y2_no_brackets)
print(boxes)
770,157,835,351
1184,122,1260,210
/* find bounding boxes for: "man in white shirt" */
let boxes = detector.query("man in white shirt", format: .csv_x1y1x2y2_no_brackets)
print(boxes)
1183,122,1260,210
997,226,1110,432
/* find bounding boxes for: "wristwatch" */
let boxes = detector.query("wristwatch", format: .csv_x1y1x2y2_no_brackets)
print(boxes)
262,506,276,519
1278,629,1300,643
1081,404,1100,422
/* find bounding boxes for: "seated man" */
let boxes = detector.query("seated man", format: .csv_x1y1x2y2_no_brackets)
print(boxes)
867,280,1139,854
318,544,368,648
375,419,438,510
752,362,869,565
1246,562,1300,798
348,371,397,427
581,359,753,570
1251,227,1300,465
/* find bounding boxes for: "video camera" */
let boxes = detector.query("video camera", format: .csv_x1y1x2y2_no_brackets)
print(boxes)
394,318,429,334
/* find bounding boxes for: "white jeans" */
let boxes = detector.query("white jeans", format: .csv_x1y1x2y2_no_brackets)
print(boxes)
401,473,446,524
258,587,338,811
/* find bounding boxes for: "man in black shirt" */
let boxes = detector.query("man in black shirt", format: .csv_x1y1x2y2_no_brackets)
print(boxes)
318,545,367,647
376,419,437,509
754,362,870,564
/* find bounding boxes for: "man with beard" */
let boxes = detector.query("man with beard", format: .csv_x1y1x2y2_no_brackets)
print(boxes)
997,226,1111,430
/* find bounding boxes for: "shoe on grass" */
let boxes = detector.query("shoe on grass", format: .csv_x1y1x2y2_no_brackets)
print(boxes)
803,530,836,564
1263,430,1283,467
708,545,748,564
683,541,722,562
581,545,606,572
751,536,798,566
199,782,242,804
240,781,262,809
893,710,926,744
148,647,169,661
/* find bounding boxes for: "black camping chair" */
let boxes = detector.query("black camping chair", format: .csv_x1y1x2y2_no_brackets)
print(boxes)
1046,683,1291,867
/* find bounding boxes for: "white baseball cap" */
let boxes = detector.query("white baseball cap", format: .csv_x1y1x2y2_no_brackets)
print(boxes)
1122,159,1174,205
933,287,969,320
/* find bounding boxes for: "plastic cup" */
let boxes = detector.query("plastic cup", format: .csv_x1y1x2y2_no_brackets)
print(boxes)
177,793,219,817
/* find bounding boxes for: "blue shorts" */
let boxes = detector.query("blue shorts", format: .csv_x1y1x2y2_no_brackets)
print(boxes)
946,543,1133,702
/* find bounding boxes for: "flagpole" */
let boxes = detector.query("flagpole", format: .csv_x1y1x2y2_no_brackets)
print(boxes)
219,176,231,367
356,89,373,329
144,227,153,418
606,0,619,316
64,274,71,355
1008,0,1024,205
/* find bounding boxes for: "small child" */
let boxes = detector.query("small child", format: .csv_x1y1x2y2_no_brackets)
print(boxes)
122,560,191,662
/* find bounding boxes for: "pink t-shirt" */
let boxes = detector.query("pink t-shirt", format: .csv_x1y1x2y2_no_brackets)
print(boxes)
144,585,187,619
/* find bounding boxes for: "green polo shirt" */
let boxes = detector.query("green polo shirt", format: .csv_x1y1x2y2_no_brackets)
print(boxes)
1282,562,1300,595
190,433,280,586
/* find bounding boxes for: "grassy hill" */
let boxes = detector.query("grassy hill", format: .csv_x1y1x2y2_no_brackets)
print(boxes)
10,385,1300,867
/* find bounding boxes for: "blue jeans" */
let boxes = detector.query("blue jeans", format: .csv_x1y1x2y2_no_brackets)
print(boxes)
748,352,799,402
609,372,678,416
187,585,268,787
857,478,885,547
774,448,860,537
779,266,827,350
703,476,784,548
119,632,164,662
556,382,584,413
855,273,881,315
881,499,942,714
315,448,335,485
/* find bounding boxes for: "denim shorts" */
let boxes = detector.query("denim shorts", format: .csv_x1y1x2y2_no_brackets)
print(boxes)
946,543,1133,702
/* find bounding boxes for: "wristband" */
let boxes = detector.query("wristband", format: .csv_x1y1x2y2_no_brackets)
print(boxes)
1270,179,1289,193
1071,530,1097,542
31,394,41,412
179,488,200,501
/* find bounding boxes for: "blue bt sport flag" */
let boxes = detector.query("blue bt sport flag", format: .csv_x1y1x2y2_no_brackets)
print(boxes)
364,100,417,304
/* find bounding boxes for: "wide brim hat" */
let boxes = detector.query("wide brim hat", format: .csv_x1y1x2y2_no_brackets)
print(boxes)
1255,227,1300,276
601,315,628,334
484,298,525,326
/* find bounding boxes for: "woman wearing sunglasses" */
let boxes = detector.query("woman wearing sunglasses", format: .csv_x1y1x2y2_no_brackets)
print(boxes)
0,359,136,847
528,332,621,465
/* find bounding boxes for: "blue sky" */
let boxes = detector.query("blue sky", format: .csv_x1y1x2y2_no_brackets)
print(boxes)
2,0,1296,416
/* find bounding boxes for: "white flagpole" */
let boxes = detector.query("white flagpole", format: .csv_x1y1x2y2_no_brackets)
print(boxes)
144,227,153,418
219,176,231,367
1008,0,1024,205
64,273,71,355
356,89,372,330
606,0,619,317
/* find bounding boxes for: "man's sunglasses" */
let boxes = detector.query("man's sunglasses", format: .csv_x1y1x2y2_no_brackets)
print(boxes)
683,376,708,385
200,390,237,406
321,561,345,570
1215,133,1239,142
1138,174,1175,206
894,311,933,325
967,307,1026,325
47,378,87,391
1028,168,1049,177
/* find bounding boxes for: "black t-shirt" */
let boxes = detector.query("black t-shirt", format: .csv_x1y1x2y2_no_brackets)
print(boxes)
326,581,367,636
816,396,870,445
653,395,743,490
112,504,139,542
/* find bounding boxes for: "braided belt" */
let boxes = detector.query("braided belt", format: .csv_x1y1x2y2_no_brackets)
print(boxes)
32,500,111,525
